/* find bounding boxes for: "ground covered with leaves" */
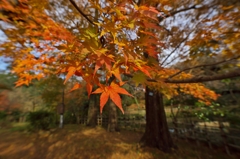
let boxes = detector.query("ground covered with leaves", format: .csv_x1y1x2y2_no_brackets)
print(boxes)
0,125,239,159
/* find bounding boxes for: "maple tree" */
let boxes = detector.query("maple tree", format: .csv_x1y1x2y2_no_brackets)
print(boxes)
39,75,65,108
1,0,240,152
0,0,219,110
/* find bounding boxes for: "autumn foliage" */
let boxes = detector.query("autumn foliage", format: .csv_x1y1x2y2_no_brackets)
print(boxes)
1,0,233,113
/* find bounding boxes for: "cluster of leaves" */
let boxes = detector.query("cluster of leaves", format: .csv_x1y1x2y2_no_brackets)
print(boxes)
193,102,226,121
2,0,236,113
192,102,240,125
147,69,219,105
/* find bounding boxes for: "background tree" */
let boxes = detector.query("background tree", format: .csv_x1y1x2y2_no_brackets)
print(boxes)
39,75,65,109
65,79,89,124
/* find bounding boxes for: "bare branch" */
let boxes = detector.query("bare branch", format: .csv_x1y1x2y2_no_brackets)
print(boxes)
161,7,217,67
168,5,196,17
158,3,217,21
160,31,192,67
158,5,197,22
163,49,189,67
69,0,96,25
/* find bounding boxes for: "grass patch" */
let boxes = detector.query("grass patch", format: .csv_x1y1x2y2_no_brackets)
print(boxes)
10,122,29,132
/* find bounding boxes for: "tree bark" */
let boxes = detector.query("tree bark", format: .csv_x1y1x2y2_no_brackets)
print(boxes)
140,86,175,153
87,94,98,127
107,100,119,132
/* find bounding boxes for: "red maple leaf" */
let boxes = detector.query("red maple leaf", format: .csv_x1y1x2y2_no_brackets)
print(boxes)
92,82,133,113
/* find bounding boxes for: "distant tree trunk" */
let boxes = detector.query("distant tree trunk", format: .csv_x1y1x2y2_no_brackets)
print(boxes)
32,101,36,112
107,100,119,132
58,88,65,128
140,86,175,153
87,94,98,127
70,106,78,124
58,102,65,128
76,114,80,124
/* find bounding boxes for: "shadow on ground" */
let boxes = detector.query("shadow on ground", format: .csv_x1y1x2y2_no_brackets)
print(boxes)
0,125,239,159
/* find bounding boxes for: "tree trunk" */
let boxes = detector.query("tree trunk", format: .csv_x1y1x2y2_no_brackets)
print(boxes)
59,114,64,128
87,94,98,127
32,101,36,112
76,114,80,124
59,88,65,128
140,86,175,153
107,100,119,132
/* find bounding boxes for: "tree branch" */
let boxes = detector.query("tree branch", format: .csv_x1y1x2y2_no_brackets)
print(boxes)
168,5,196,18
124,67,240,84
158,5,197,22
168,55,240,79
158,2,217,22
69,0,96,25
165,69,240,83
160,29,194,66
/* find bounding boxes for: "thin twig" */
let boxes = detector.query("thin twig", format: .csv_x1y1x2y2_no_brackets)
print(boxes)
158,2,217,22
160,30,194,66
168,5,196,18
161,6,216,67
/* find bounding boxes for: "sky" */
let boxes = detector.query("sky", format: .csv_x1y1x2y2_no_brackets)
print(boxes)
0,57,8,71
0,30,8,71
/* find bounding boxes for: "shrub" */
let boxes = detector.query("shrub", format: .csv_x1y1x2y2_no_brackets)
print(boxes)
10,109,22,122
226,114,240,126
64,111,77,124
26,110,56,131
133,114,145,120
0,111,7,120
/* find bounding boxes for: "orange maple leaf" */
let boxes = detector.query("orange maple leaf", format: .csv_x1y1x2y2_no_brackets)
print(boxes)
92,82,133,114
64,66,76,84
86,83,93,98
93,54,114,75
69,83,81,92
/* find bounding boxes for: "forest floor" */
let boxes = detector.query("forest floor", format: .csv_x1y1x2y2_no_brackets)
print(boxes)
0,124,239,159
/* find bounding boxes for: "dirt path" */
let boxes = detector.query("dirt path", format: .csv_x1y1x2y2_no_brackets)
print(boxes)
0,125,239,159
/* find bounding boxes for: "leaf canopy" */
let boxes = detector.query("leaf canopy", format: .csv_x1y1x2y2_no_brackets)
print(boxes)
1,0,239,112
